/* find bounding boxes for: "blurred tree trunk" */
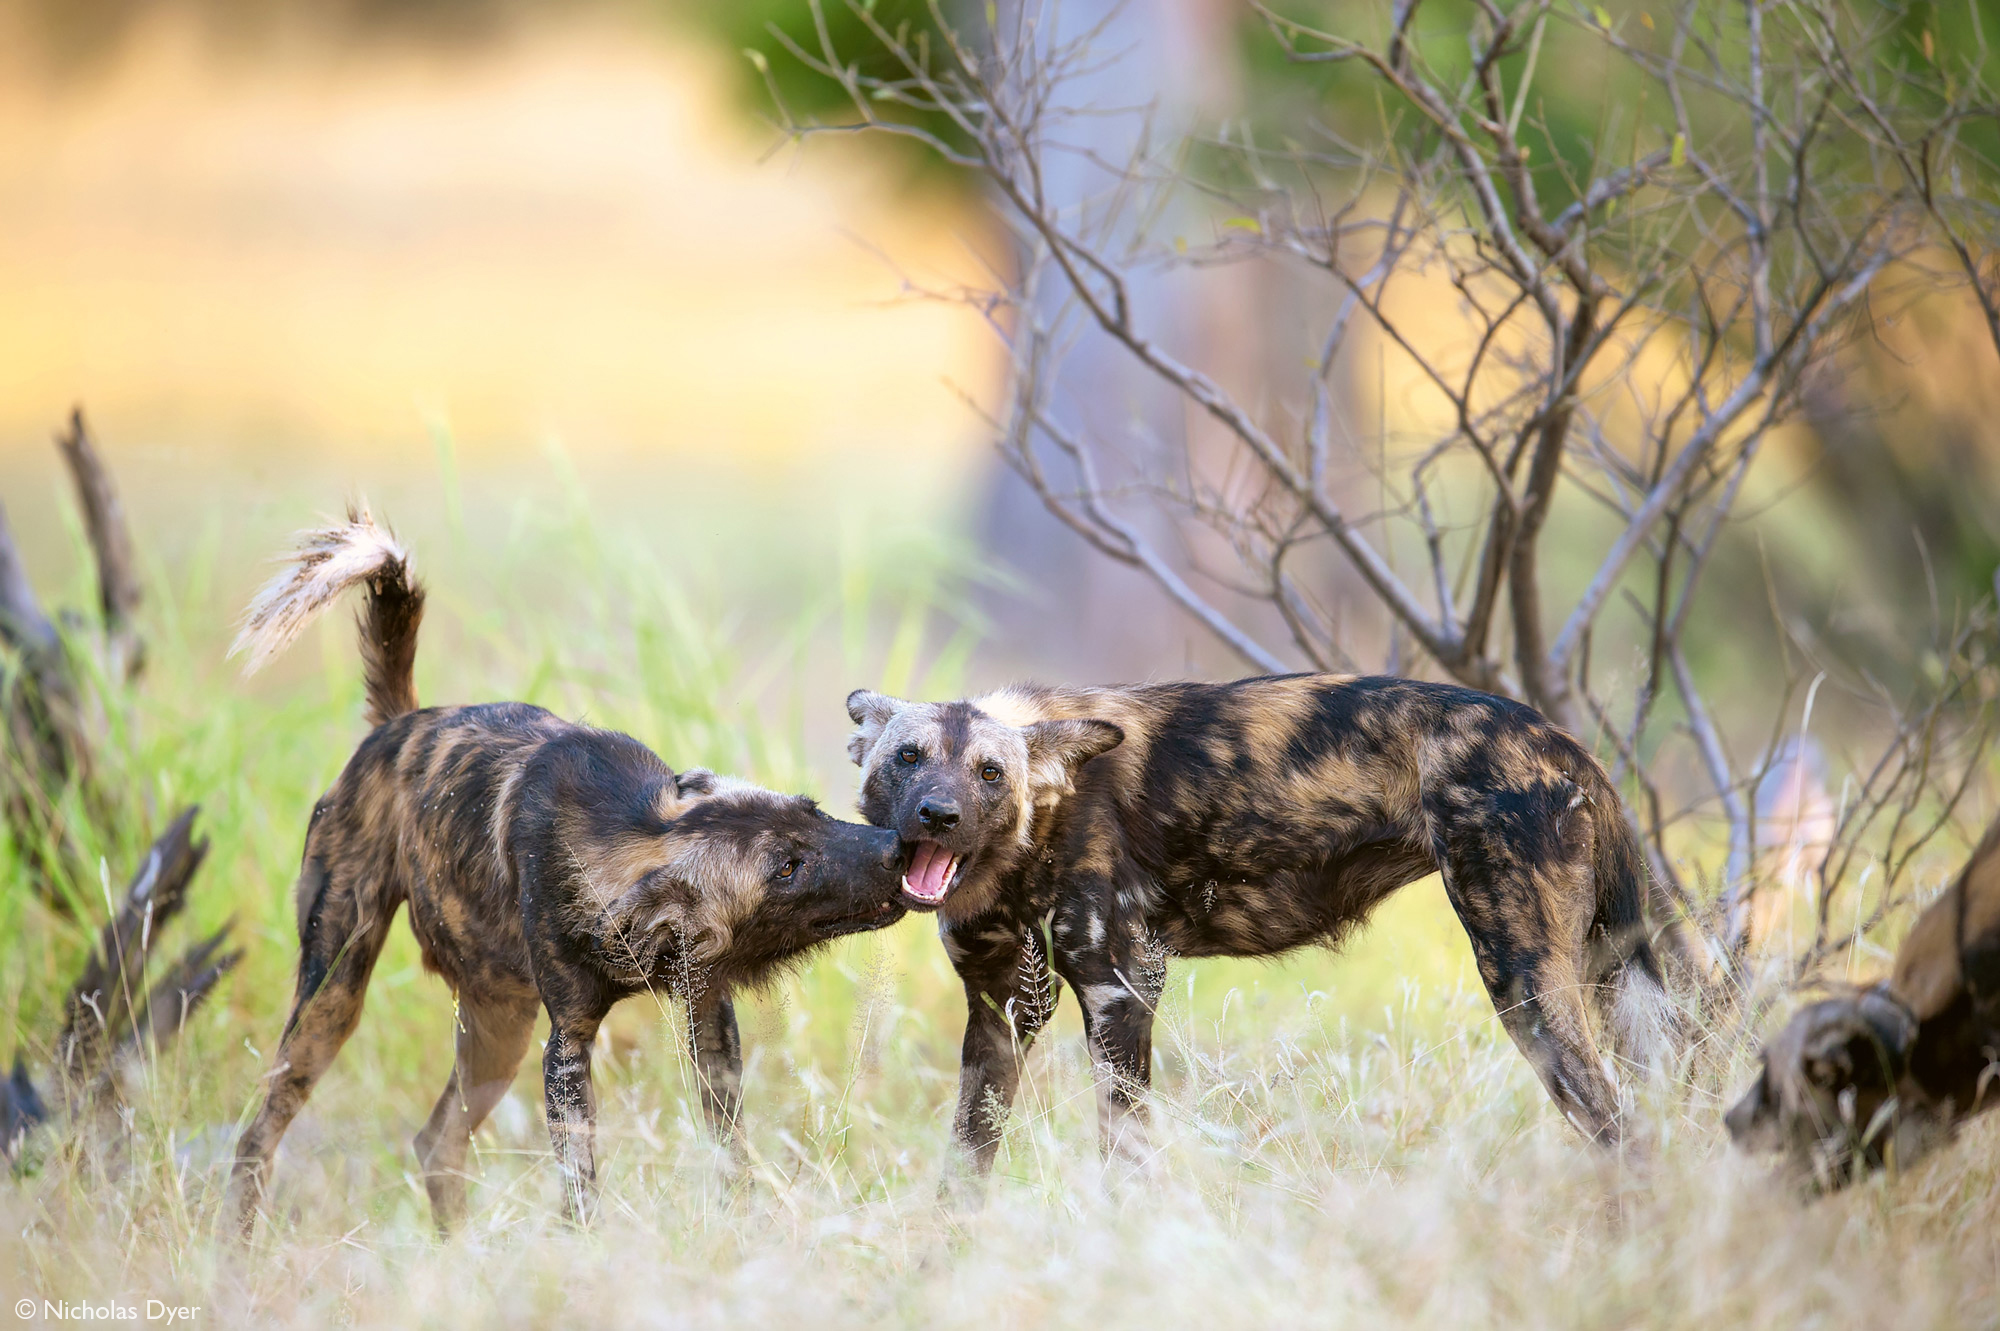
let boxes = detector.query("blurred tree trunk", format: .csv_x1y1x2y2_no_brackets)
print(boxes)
974,0,1254,681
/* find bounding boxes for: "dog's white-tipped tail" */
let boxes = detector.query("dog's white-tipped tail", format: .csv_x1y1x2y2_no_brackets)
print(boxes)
231,504,426,726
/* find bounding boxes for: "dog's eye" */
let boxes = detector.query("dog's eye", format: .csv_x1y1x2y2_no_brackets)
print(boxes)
775,858,802,882
980,764,1001,783
898,747,920,765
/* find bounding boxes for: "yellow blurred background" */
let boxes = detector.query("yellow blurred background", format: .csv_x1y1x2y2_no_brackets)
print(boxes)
0,9,996,469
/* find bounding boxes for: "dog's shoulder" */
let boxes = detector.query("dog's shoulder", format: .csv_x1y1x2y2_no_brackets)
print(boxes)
513,723,676,822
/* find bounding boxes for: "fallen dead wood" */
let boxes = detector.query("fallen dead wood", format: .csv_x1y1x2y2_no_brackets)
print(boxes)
0,408,145,903
3,807,241,1162
0,411,239,1163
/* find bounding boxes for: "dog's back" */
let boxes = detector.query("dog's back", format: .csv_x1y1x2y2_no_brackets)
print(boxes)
986,675,1668,990
303,701,571,997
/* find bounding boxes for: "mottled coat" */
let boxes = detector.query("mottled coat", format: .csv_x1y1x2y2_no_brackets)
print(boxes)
1727,816,2000,1184
226,512,910,1233
848,674,1678,1170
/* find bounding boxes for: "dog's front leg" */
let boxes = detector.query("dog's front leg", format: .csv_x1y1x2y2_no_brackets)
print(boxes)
944,916,1055,1182
542,1006,606,1226
1055,902,1162,1175
689,990,744,1143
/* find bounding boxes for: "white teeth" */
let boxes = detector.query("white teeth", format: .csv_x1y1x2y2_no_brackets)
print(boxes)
901,872,944,902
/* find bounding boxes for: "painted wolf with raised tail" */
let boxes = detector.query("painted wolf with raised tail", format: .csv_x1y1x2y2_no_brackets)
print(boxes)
846,675,1684,1172
226,507,920,1233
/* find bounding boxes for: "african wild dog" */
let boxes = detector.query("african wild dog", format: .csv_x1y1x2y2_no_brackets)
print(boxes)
225,510,917,1233
847,675,1681,1171
1727,814,2000,1185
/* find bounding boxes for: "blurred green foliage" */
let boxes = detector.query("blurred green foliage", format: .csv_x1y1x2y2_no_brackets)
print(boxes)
6,0,971,183
653,0,971,188
1234,0,1998,226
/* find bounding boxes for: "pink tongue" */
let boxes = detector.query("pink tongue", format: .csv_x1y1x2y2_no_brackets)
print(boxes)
909,841,954,899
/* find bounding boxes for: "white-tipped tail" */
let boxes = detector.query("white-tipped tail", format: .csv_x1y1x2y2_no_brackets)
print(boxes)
1610,962,1678,1079
230,505,412,676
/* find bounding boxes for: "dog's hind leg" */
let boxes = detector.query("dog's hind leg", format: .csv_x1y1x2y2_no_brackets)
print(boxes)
414,990,540,1234
1430,806,1622,1143
1477,941,1619,1143
689,992,744,1142
227,857,397,1236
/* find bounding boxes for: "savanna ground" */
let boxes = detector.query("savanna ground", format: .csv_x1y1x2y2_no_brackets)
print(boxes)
1,458,1996,1331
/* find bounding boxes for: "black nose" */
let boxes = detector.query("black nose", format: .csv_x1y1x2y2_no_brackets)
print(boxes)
917,799,959,831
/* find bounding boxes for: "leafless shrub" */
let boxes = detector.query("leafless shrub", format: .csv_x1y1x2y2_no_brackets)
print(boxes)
766,0,1998,978
1794,605,1999,981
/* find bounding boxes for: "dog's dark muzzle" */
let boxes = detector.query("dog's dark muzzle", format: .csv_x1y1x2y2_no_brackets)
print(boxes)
808,823,911,937
882,790,980,910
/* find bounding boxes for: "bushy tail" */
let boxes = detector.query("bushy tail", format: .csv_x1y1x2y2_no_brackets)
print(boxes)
1588,771,1686,1074
230,504,425,727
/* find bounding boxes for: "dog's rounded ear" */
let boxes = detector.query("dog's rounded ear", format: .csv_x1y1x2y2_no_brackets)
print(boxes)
846,689,909,766
1022,718,1124,798
1854,987,1919,1079
657,768,718,820
1802,1030,1855,1091
608,867,688,931
1798,993,1913,1093
674,768,718,799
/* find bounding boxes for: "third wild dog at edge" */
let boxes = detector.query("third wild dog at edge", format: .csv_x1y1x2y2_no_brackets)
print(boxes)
847,676,1685,1171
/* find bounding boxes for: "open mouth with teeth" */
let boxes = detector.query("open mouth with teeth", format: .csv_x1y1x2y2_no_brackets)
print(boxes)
814,897,906,940
901,840,964,909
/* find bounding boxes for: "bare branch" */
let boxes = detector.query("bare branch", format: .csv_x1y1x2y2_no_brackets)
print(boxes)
55,408,144,683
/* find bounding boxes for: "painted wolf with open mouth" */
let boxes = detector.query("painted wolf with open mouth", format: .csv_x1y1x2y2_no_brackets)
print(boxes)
225,509,921,1233
847,674,1681,1172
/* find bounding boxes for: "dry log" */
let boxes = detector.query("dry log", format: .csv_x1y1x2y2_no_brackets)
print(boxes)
55,408,144,682
0,407,148,902
4,807,239,1162
54,807,213,1095
0,414,233,1164
0,499,91,894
